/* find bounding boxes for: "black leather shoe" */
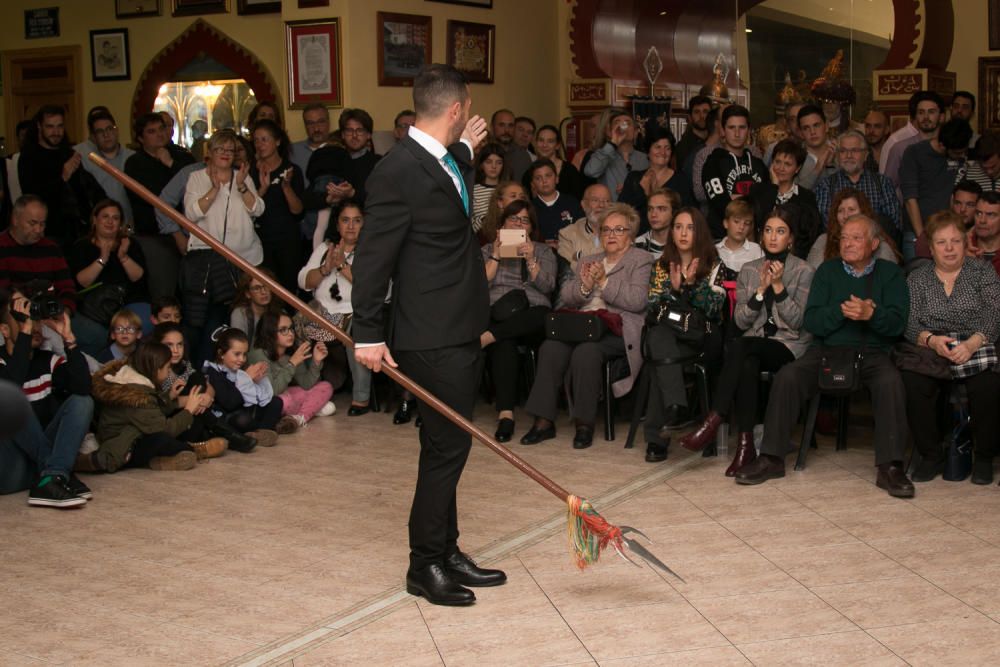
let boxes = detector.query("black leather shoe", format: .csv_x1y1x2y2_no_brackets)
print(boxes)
971,458,993,485
645,442,668,462
495,418,515,443
572,424,594,450
520,423,556,445
406,563,476,606
444,551,507,587
876,463,915,498
347,404,371,417
735,454,785,485
393,399,415,424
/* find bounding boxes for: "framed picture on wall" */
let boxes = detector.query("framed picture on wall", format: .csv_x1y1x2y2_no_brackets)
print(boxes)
286,18,343,108
979,57,1000,131
90,29,130,81
237,0,279,15
377,12,432,87
446,20,494,84
115,0,160,18
172,0,227,17
991,0,1000,50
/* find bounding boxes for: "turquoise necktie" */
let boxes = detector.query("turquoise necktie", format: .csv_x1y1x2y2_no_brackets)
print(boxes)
441,153,469,215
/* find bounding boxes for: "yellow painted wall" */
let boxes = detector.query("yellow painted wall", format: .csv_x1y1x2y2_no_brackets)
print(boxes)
947,0,989,98
1,0,562,144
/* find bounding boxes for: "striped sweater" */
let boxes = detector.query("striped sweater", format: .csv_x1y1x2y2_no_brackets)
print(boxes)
0,231,76,311
0,334,91,426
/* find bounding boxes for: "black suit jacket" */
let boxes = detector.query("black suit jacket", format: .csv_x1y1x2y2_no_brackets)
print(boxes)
351,134,489,352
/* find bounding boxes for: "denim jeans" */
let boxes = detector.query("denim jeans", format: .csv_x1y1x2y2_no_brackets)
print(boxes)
0,412,49,493
41,395,94,478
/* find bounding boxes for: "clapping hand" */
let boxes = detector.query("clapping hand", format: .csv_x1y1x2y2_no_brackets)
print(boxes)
246,361,268,382
840,295,875,321
184,385,207,415
312,341,329,362
290,341,312,366
580,261,597,291
668,261,683,290
62,152,82,181
235,161,250,189
258,163,272,195
462,115,489,151
116,236,131,262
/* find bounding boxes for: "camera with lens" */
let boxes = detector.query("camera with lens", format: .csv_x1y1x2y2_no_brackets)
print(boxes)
21,280,63,321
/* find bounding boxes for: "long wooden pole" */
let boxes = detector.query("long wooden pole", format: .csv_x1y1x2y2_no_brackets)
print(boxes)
89,153,572,502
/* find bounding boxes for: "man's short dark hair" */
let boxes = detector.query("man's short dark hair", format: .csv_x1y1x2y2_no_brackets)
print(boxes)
394,109,415,126
302,103,328,117
413,64,469,119
721,105,750,126
514,116,536,130
688,95,712,114
527,158,556,182
773,138,807,167
908,90,945,118
490,108,514,125
954,179,983,198
979,191,1000,206
796,104,826,126
134,112,165,140
939,118,973,151
952,90,976,112
151,295,181,316
339,108,373,134
87,110,116,133
34,104,65,125
977,130,1000,160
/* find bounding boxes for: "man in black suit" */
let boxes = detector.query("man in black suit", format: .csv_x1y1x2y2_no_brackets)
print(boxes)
352,64,506,606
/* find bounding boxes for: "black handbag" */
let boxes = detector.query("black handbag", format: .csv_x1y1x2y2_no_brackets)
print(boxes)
77,283,127,325
545,311,606,343
817,272,874,396
648,291,710,345
490,288,529,322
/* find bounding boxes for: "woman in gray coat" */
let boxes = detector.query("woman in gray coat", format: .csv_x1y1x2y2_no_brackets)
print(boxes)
679,206,815,475
520,203,653,450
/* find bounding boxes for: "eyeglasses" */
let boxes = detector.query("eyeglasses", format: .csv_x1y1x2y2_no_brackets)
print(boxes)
113,326,138,334
600,226,629,236
277,326,294,334
506,215,531,224
93,126,117,136
248,284,269,293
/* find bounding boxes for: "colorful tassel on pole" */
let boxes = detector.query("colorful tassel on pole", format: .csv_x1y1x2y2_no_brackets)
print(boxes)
566,495,625,569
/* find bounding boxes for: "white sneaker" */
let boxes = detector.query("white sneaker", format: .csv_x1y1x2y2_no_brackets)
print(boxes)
317,401,336,417
79,433,99,455
292,414,308,429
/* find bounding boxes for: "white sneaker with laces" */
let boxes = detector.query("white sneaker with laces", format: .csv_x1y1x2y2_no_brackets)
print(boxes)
317,401,336,417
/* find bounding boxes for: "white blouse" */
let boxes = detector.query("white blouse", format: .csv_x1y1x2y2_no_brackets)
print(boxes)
298,241,355,315
183,169,265,265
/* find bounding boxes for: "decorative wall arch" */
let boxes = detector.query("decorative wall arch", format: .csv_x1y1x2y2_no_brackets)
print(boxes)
130,19,281,139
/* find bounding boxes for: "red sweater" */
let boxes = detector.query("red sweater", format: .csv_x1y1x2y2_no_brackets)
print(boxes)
0,231,76,311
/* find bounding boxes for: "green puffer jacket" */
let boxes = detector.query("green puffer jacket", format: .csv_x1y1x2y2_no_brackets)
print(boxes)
91,359,194,472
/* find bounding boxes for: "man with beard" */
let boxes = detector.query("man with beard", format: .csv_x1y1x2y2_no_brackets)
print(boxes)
815,130,901,237
17,106,105,250
880,91,944,187
702,105,767,239
74,108,135,227
352,64,505,607
863,108,890,172
675,96,712,170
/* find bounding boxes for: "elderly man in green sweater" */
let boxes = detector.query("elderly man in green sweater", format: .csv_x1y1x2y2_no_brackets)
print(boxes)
735,214,914,497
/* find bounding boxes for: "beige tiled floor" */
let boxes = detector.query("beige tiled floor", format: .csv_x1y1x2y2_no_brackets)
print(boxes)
1,400,999,666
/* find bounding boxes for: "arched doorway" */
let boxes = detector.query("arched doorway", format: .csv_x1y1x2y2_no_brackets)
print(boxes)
130,19,282,145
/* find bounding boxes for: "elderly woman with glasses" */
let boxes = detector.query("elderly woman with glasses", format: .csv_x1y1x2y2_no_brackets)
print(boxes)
298,199,371,415
182,130,265,364
520,203,653,450
479,200,557,442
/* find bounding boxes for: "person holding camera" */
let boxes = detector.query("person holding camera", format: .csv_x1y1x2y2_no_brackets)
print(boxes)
0,196,76,314
0,289,94,506
480,200,556,442
582,109,649,201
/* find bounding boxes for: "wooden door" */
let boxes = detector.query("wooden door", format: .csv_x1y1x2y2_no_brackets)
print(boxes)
2,46,83,152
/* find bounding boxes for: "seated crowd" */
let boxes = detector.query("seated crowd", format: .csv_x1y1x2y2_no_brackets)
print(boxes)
0,86,999,510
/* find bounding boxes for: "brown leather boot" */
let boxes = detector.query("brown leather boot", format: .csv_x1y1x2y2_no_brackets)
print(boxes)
678,411,723,451
725,432,757,477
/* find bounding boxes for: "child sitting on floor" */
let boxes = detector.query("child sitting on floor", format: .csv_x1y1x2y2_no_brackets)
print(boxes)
96,308,141,363
249,312,335,428
202,327,295,446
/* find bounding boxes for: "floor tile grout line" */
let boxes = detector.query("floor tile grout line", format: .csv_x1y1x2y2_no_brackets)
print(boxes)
414,601,449,667
224,452,710,667
518,555,599,664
